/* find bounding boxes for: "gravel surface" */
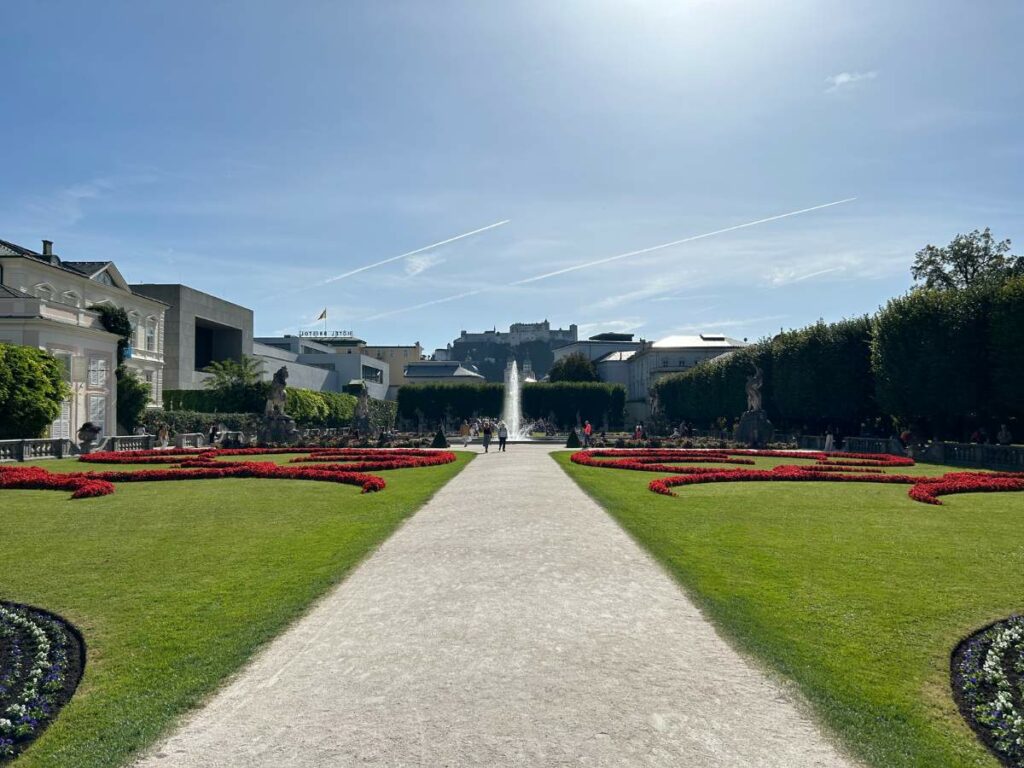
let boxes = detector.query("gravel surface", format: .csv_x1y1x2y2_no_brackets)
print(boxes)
135,444,859,767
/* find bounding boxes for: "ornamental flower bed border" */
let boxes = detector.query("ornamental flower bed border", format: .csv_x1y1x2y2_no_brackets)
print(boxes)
569,449,1024,506
951,615,1024,767
0,602,85,763
0,448,458,500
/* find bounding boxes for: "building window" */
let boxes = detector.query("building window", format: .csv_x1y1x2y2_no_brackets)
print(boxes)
88,358,108,388
62,291,81,307
93,271,115,287
88,395,107,430
33,283,55,300
145,319,156,352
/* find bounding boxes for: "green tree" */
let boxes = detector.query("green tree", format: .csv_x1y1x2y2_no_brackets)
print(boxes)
117,368,151,432
911,228,1021,290
202,355,268,412
203,356,265,388
547,352,599,383
0,343,71,438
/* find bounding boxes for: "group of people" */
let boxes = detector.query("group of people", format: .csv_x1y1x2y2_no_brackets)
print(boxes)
458,419,510,453
970,424,1014,446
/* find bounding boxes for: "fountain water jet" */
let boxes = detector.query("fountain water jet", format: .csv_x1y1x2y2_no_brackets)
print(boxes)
502,360,533,441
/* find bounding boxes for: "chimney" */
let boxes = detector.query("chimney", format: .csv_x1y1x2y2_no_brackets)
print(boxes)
42,240,53,256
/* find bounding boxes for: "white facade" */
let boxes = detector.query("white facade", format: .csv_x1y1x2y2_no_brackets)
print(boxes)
625,334,748,415
0,240,167,436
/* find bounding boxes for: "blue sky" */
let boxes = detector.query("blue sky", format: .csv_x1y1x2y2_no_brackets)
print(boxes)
2,1,1022,351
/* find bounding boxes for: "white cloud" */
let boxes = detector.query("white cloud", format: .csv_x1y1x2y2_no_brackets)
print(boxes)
768,265,846,286
824,70,877,93
404,253,445,277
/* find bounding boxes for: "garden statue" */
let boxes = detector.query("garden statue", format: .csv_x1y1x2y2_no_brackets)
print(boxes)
266,366,289,415
745,364,764,412
735,362,773,447
259,366,299,444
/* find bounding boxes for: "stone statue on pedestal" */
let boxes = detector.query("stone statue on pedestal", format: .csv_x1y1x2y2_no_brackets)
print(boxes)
259,366,299,444
734,363,774,447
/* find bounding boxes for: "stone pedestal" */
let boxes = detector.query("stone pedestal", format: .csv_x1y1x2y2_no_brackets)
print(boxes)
734,409,774,448
259,413,299,446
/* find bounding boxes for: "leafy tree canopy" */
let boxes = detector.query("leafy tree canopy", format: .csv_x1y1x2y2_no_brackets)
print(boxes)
203,356,265,389
911,228,1021,290
0,343,70,439
547,352,599,383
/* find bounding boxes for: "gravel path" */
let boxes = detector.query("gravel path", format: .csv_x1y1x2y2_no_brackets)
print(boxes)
135,444,858,767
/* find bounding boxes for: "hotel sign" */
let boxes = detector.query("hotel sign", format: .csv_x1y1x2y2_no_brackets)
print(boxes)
299,330,355,338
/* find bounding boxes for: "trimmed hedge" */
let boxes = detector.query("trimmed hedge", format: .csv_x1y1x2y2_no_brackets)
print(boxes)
140,410,262,435
653,343,771,429
522,382,626,429
163,387,358,427
397,384,504,426
655,276,1024,438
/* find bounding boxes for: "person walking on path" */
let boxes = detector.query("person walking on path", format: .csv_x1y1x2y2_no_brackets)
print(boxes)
460,420,471,447
481,421,493,453
583,420,593,448
497,421,509,452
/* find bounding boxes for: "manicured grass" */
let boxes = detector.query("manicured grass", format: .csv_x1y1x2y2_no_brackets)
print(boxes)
2,452,471,768
554,451,1022,768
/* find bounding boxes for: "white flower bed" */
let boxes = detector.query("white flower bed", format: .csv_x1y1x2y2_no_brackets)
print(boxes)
0,603,78,760
954,615,1024,766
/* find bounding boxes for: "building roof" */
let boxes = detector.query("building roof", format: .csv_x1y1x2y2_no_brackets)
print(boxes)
589,332,635,342
0,284,34,299
651,334,747,349
0,239,42,257
61,261,112,277
404,360,485,379
595,350,636,363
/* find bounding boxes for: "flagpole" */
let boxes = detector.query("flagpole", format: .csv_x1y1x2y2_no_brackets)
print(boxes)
323,308,327,336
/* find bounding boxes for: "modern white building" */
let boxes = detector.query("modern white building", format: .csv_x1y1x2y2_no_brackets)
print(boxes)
403,360,485,383
254,335,390,400
0,238,167,437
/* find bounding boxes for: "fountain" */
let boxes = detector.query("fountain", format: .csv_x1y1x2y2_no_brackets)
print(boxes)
502,360,533,441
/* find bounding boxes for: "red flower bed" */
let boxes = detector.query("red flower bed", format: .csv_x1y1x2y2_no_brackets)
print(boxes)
1,448,457,499
570,448,1024,506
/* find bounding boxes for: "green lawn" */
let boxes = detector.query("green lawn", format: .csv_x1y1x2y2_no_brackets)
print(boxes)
2,452,471,768
554,451,1022,768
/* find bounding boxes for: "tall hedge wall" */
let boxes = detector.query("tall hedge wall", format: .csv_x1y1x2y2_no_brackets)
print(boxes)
654,276,1023,438
770,317,876,431
521,382,625,429
653,343,771,429
397,383,504,426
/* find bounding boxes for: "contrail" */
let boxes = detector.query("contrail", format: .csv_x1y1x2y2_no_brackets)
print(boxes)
319,219,510,285
510,198,856,285
364,198,856,321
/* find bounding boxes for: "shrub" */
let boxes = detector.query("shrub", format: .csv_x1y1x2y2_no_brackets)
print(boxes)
431,429,449,448
0,344,70,439
565,429,581,448
140,410,262,436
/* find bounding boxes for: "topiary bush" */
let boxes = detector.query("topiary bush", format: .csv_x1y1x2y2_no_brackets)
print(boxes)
566,429,581,448
431,429,449,448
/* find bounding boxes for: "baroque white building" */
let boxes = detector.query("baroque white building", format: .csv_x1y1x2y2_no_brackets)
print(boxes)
0,238,166,437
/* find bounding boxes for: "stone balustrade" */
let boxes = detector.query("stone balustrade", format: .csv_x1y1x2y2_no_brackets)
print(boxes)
0,439,74,462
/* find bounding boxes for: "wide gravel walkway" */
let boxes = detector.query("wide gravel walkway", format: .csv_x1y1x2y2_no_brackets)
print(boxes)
136,444,858,767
